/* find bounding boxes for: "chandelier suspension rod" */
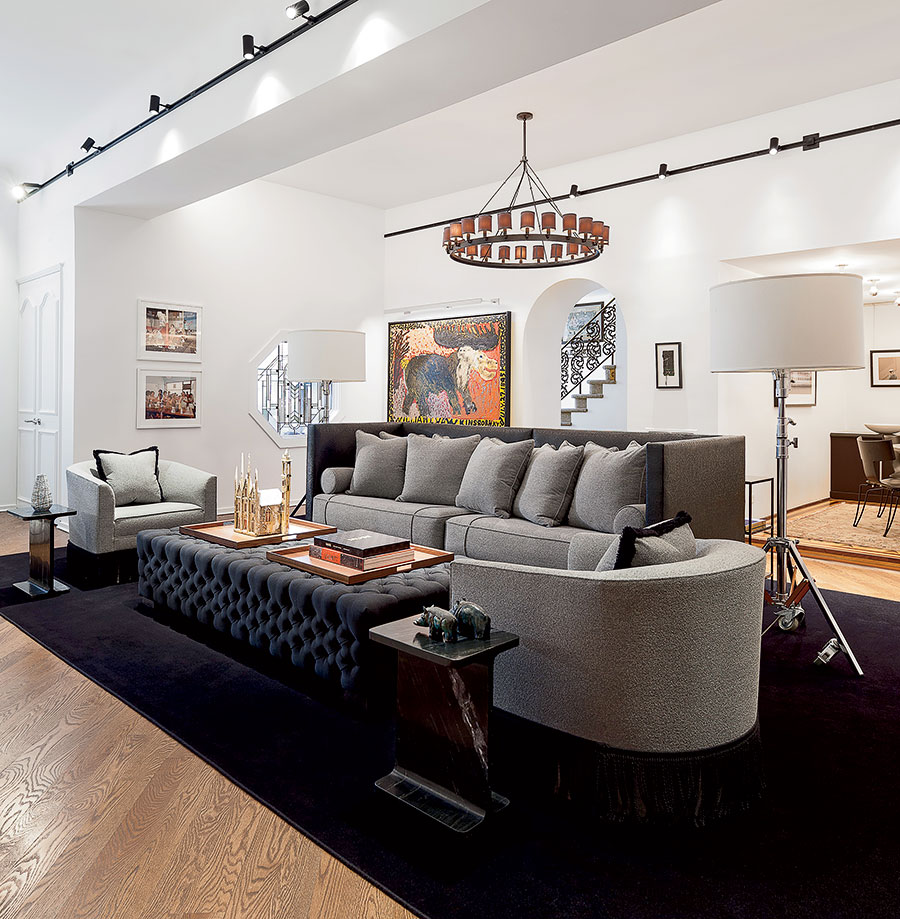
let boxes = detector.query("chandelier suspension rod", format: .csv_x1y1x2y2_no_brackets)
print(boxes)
386,112,900,240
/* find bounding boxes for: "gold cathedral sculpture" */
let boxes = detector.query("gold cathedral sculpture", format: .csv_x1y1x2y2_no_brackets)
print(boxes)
234,451,292,536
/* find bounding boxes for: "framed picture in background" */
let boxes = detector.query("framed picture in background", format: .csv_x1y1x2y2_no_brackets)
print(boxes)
137,300,202,362
655,342,683,389
387,312,511,426
775,370,817,406
137,368,202,429
870,350,900,387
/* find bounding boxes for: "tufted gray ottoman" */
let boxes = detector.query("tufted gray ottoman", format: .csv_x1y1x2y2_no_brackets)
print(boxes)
136,529,450,695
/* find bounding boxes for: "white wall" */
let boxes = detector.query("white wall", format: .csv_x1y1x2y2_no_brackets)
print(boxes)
73,180,384,511
383,78,900,510
0,190,17,508
846,304,900,430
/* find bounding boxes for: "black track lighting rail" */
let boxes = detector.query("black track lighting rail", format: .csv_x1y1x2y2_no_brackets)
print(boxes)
16,0,361,202
384,113,900,240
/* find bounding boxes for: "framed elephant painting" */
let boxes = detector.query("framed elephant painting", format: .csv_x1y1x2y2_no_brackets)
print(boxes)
387,312,511,426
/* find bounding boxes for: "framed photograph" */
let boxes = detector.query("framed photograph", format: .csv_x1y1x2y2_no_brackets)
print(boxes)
137,368,202,428
387,312,511,426
655,342,683,389
775,370,817,407
870,350,900,387
138,300,202,362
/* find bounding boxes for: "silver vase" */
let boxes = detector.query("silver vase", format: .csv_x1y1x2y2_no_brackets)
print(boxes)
31,474,52,511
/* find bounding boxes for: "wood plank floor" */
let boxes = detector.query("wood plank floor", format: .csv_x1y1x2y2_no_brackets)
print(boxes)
0,516,413,919
0,509,897,919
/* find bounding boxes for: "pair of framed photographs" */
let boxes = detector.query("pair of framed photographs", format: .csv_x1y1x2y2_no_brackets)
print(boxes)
136,300,203,429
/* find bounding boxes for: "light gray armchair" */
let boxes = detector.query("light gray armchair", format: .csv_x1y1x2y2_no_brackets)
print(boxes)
66,459,216,559
450,539,766,823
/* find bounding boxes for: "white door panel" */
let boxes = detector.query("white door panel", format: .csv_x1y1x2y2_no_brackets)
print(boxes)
37,293,60,416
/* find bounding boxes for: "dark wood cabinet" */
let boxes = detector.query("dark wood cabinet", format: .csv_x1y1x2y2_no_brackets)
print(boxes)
830,433,874,500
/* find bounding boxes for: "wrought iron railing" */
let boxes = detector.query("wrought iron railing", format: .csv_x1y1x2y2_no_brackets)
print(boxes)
560,298,616,399
257,342,332,437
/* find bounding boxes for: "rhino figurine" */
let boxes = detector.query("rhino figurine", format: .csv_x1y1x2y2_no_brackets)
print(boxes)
430,610,458,643
451,599,491,640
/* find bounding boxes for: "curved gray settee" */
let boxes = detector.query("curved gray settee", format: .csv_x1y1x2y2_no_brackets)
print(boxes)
451,539,766,823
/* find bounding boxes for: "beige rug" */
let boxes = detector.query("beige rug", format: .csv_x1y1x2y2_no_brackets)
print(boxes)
788,501,900,553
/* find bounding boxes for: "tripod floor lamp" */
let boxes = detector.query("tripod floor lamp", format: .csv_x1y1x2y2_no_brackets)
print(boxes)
709,273,865,676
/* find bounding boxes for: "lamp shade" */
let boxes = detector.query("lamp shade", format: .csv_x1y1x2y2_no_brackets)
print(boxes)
709,273,864,372
284,329,366,382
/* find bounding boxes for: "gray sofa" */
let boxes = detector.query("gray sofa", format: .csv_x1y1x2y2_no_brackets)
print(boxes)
66,458,217,583
452,538,767,823
307,422,745,565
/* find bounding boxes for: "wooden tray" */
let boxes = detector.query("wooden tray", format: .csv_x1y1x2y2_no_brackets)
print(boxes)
266,543,453,585
179,517,337,549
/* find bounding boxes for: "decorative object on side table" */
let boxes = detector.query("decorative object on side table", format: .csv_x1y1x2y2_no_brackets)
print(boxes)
412,601,492,644
370,614,518,832
6,504,77,597
388,312,511,426
655,341,683,388
870,350,900,387
30,474,52,511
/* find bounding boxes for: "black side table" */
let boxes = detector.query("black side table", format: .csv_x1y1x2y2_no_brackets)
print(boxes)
370,615,518,833
6,505,77,597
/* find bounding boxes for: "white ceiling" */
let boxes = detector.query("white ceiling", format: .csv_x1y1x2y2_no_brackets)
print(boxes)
0,0,288,174
726,239,900,305
265,0,900,209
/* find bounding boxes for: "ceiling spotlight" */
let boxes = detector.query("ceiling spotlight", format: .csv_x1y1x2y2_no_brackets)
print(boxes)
149,94,170,115
285,1,314,20
658,163,668,180
568,184,578,199
81,137,102,154
768,136,780,155
11,183,38,202
868,278,880,297
242,34,264,60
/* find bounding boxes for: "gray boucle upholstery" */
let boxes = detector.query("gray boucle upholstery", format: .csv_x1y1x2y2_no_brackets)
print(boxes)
67,459,217,554
512,441,584,527
455,437,534,518
445,514,585,568
450,540,765,754
321,467,354,495
348,431,407,499
313,493,470,549
566,531,619,570
612,503,646,533
567,442,647,532
398,433,480,505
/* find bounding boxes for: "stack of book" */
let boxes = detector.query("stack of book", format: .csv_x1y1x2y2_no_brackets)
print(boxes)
309,530,415,571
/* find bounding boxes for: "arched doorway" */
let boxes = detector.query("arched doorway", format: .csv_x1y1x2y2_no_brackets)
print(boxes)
521,278,626,429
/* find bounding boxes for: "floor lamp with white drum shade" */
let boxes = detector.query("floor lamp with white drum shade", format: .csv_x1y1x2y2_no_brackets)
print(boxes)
709,273,865,675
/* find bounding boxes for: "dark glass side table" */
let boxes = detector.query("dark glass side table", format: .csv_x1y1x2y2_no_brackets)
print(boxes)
370,615,518,833
6,505,77,597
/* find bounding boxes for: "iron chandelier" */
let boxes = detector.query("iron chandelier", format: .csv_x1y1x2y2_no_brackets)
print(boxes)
442,112,610,269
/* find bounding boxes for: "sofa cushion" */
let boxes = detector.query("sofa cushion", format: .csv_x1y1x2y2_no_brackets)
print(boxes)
513,441,585,527
398,433,480,505
349,431,407,499
566,530,620,570
596,511,696,571
445,514,585,569
456,437,534,518
321,466,354,495
313,493,470,549
113,501,203,538
93,446,163,506
567,441,647,533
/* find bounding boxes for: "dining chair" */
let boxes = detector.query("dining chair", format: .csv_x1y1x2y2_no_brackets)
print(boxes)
854,436,900,537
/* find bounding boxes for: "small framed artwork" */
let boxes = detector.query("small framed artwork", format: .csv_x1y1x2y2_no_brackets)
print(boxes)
137,368,202,428
655,342,683,389
138,300,202,362
870,350,900,387
775,370,817,407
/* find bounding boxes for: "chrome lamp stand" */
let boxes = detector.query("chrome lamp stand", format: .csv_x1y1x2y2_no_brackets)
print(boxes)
765,370,863,675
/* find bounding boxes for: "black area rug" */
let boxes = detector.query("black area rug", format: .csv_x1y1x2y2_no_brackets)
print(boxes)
2,549,899,919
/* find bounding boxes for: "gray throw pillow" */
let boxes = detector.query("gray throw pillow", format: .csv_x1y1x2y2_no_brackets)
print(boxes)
456,437,535,518
567,441,647,533
348,431,407,499
596,512,695,571
513,441,585,527
398,433,480,505
93,447,163,506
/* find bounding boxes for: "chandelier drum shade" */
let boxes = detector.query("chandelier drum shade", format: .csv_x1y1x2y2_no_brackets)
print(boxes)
442,113,610,269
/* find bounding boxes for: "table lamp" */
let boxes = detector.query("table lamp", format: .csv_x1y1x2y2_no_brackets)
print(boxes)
709,272,864,675
284,329,366,424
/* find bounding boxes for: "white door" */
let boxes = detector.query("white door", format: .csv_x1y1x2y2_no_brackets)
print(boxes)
17,268,62,506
